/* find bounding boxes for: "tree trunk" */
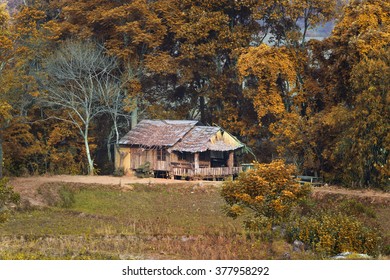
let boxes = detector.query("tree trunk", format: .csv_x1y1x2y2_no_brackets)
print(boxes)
0,134,3,178
199,95,206,123
83,129,94,175
107,143,112,163
107,128,114,163
131,98,138,129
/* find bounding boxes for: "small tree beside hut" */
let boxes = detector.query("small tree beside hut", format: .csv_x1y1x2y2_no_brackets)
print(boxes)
221,160,311,230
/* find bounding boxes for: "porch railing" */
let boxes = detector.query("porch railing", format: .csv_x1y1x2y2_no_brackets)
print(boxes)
154,161,170,171
171,166,242,177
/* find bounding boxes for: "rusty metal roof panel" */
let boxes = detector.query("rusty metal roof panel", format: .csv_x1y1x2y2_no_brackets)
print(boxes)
118,120,199,147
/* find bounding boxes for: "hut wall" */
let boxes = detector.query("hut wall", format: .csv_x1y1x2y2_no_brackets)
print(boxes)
130,148,142,169
114,146,131,174
128,148,171,171
130,148,157,170
210,130,239,147
155,149,170,171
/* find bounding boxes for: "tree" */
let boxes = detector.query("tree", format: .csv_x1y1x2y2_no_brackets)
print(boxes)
0,3,59,177
0,3,12,75
305,0,389,187
0,3,13,178
255,0,338,47
52,0,160,164
221,160,311,231
41,40,120,175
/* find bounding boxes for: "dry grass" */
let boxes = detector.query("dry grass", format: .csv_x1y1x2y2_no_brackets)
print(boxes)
0,182,389,260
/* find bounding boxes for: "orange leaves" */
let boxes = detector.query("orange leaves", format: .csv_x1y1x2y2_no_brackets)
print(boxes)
145,52,178,75
304,0,390,188
0,101,12,125
0,3,9,28
0,3,12,62
238,44,296,123
221,160,311,226
238,45,295,81
58,0,166,63
176,7,228,42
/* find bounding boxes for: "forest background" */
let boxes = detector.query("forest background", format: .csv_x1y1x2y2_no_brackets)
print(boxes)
0,0,388,189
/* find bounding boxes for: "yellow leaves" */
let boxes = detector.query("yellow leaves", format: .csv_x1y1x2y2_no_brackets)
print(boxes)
281,190,295,199
42,21,62,41
0,3,10,27
237,44,296,124
288,213,381,256
221,160,310,225
176,6,229,42
0,4,12,62
234,193,252,203
332,0,389,60
238,44,295,80
0,34,12,60
254,195,264,203
0,101,12,124
14,6,46,36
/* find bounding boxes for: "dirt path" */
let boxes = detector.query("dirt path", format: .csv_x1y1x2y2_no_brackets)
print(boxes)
10,174,202,188
9,175,219,207
311,185,390,204
9,175,390,207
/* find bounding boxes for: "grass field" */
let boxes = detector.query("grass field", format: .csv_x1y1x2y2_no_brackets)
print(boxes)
0,182,389,260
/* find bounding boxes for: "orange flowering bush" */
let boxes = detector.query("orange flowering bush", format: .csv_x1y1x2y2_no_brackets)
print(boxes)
286,213,381,257
221,160,311,231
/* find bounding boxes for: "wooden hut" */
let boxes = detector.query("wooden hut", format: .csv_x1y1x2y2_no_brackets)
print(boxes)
115,120,245,179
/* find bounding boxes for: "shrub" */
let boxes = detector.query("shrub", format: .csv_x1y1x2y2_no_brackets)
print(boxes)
286,213,381,257
113,167,125,177
338,199,376,218
0,177,20,223
135,162,153,178
383,244,390,256
221,160,311,231
58,187,75,208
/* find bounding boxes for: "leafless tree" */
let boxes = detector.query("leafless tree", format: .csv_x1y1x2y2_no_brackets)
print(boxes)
100,64,137,162
42,40,123,175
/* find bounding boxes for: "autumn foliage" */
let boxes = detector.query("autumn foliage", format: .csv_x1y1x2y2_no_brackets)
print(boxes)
221,160,311,229
286,213,381,257
0,178,20,223
0,0,387,188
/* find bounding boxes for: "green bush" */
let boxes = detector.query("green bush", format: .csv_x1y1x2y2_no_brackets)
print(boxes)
338,199,376,218
58,187,75,208
135,162,153,178
113,167,125,177
383,244,390,256
286,213,381,257
0,177,20,223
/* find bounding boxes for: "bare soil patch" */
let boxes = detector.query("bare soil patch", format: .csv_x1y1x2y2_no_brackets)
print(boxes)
311,185,390,205
8,175,390,207
9,175,220,207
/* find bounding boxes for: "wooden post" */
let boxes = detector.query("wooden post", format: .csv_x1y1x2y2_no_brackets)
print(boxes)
227,151,234,168
194,152,199,172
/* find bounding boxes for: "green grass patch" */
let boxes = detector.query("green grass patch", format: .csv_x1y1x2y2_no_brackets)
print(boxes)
1,183,389,260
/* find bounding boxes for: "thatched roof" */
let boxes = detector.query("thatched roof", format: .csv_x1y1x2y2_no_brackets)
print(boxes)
170,126,244,152
118,120,199,147
119,120,244,152
171,126,220,152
